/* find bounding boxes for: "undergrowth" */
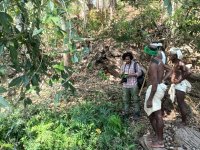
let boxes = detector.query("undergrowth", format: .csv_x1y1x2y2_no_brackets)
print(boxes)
0,99,145,150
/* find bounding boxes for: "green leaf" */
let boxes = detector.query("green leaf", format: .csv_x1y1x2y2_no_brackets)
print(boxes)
31,75,39,86
48,1,54,11
9,45,18,67
0,66,6,76
71,54,79,63
22,75,29,86
54,91,62,105
24,98,32,105
0,87,7,94
61,71,68,79
32,28,43,36
51,16,60,26
9,76,23,87
0,12,13,30
53,64,64,71
0,44,4,55
68,82,76,95
0,96,9,107
48,79,53,86
164,0,172,16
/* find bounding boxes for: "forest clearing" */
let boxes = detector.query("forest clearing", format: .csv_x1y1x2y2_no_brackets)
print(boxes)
0,0,200,150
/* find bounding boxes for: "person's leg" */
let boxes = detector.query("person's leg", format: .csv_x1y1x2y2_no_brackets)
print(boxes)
130,86,140,117
122,88,131,114
147,113,157,141
149,113,157,133
176,90,187,125
150,110,164,148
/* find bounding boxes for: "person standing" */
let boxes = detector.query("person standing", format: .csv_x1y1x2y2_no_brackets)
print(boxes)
167,48,192,125
144,45,167,148
121,52,142,118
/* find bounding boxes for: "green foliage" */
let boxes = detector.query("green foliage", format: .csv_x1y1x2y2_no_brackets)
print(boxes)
87,9,107,34
98,69,108,80
0,100,144,149
110,2,161,43
168,0,200,48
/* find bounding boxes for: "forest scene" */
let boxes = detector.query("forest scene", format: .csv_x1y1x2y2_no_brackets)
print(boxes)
0,0,200,149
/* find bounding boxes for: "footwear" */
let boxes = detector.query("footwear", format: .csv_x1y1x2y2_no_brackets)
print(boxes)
150,141,164,148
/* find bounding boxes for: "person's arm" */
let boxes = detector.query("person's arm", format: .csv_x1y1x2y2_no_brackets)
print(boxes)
127,63,142,77
178,63,192,83
164,64,171,71
163,69,173,82
147,63,158,108
120,65,124,75
135,63,142,77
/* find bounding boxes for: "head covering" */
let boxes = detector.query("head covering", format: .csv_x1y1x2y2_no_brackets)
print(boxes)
169,47,183,60
150,42,163,47
144,45,158,56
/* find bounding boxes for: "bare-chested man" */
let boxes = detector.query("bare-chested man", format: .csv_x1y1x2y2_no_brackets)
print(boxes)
144,45,167,148
167,48,192,125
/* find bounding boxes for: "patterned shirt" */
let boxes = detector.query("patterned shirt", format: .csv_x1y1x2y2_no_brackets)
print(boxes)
121,60,142,88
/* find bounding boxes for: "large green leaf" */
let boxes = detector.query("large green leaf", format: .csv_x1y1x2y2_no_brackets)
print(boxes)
0,96,9,107
31,75,39,86
9,45,18,67
32,28,43,37
53,64,65,71
0,12,13,30
9,76,24,87
0,87,7,94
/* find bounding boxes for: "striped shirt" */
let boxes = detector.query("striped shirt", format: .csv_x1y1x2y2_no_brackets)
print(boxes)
121,60,142,88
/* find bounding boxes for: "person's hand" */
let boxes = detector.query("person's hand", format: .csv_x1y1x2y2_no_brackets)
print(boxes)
147,99,153,108
173,79,181,84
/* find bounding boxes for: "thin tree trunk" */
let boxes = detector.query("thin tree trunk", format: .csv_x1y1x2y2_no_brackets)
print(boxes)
109,0,116,25
54,0,72,67
61,16,71,67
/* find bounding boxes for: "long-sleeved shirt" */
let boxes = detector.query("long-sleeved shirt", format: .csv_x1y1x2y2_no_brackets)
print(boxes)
121,60,142,88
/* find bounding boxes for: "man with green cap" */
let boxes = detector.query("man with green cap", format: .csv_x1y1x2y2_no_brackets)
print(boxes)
144,44,167,148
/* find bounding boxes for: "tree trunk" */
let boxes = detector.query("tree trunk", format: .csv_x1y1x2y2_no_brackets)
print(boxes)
96,0,99,9
139,135,167,150
109,0,116,25
175,127,200,149
61,17,71,67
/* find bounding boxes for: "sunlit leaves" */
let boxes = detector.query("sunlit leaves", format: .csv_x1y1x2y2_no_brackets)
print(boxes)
53,63,65,71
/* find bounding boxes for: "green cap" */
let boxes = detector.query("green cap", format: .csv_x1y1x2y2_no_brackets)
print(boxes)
144,46,158,56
